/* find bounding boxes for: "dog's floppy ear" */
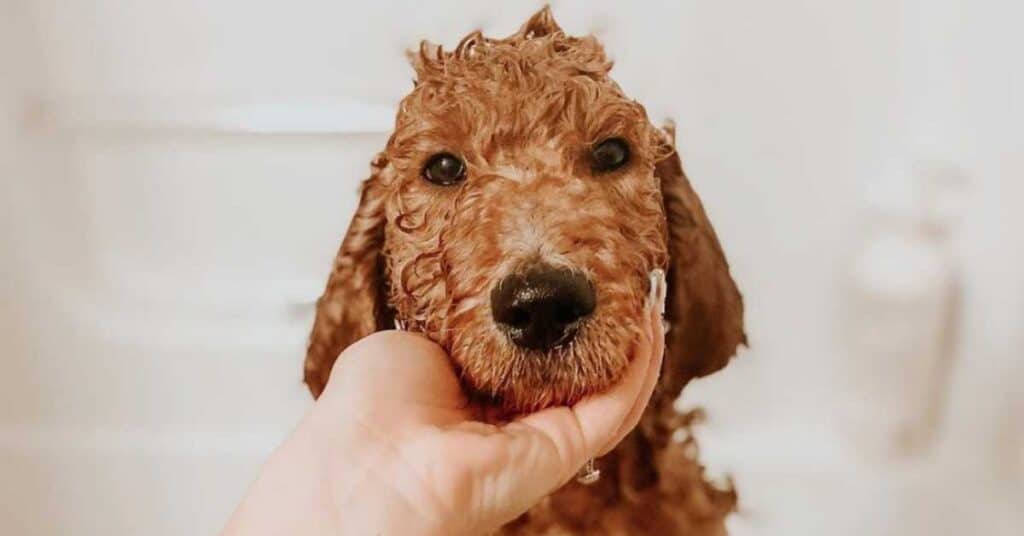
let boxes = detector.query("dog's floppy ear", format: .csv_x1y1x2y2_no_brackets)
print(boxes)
655,122,746,401
304,153,393,398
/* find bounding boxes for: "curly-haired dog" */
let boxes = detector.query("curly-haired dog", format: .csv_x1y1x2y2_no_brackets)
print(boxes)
305,7,745,535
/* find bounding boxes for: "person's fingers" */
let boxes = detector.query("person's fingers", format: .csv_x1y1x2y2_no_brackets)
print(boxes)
469,337,657,532
515,326,655,478
597,271,667,454
437,415,574,533
597,313,664,455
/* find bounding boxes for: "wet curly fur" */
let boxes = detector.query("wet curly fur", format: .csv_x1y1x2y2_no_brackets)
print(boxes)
304,7,746,535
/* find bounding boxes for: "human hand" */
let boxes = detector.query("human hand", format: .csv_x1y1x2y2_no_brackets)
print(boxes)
224,280,665,535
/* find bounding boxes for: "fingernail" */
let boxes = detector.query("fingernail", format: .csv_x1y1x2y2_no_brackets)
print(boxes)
646,269,667,317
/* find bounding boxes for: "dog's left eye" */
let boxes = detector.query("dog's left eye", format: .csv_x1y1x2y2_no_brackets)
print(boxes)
422,152,467,186
591,138,630,172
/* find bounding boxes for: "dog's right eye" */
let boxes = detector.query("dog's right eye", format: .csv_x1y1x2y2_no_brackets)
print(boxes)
591,138,631,173
422,153,466,186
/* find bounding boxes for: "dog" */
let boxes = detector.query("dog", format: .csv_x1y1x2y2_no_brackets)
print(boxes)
304,7,745,535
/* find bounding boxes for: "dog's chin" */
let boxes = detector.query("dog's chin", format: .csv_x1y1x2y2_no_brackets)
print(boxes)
456,330,635,415
495,378,620,415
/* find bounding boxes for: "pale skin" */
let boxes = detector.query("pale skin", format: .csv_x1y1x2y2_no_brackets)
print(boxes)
223,298,664,536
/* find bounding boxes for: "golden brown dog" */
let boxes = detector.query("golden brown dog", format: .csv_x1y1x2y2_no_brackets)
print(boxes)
304,7,745,535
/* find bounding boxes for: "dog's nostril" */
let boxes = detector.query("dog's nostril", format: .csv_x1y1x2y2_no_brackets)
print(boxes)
506,306,531,328
491,266,596,351
554,303,581,325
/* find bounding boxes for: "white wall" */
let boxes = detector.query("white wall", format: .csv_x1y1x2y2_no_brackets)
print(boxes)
2,1,1021,534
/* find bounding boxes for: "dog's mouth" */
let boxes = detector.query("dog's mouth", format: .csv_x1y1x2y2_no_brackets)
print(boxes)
393,267,663,413
489,265,597,352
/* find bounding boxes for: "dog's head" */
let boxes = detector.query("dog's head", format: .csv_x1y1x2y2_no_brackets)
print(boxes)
306,7,745,413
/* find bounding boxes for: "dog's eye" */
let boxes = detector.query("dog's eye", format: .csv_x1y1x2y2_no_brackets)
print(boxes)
591,138,630,172
422,152,466,186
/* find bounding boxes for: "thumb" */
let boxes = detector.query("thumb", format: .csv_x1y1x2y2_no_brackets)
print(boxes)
321,331,468,415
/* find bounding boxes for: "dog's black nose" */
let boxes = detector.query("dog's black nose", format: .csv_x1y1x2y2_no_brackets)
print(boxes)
491,267,596,351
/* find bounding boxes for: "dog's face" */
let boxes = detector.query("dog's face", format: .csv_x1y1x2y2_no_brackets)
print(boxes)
305,8,745,413
379,25,671,411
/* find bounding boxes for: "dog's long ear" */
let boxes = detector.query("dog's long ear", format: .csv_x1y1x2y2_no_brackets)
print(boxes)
654,123,746,403
304,154,393,398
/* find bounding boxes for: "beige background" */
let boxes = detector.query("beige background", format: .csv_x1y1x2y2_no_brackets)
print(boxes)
2,1,1022,534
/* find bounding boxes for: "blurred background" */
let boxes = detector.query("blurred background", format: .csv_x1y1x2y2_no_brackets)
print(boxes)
2,1,1021,534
